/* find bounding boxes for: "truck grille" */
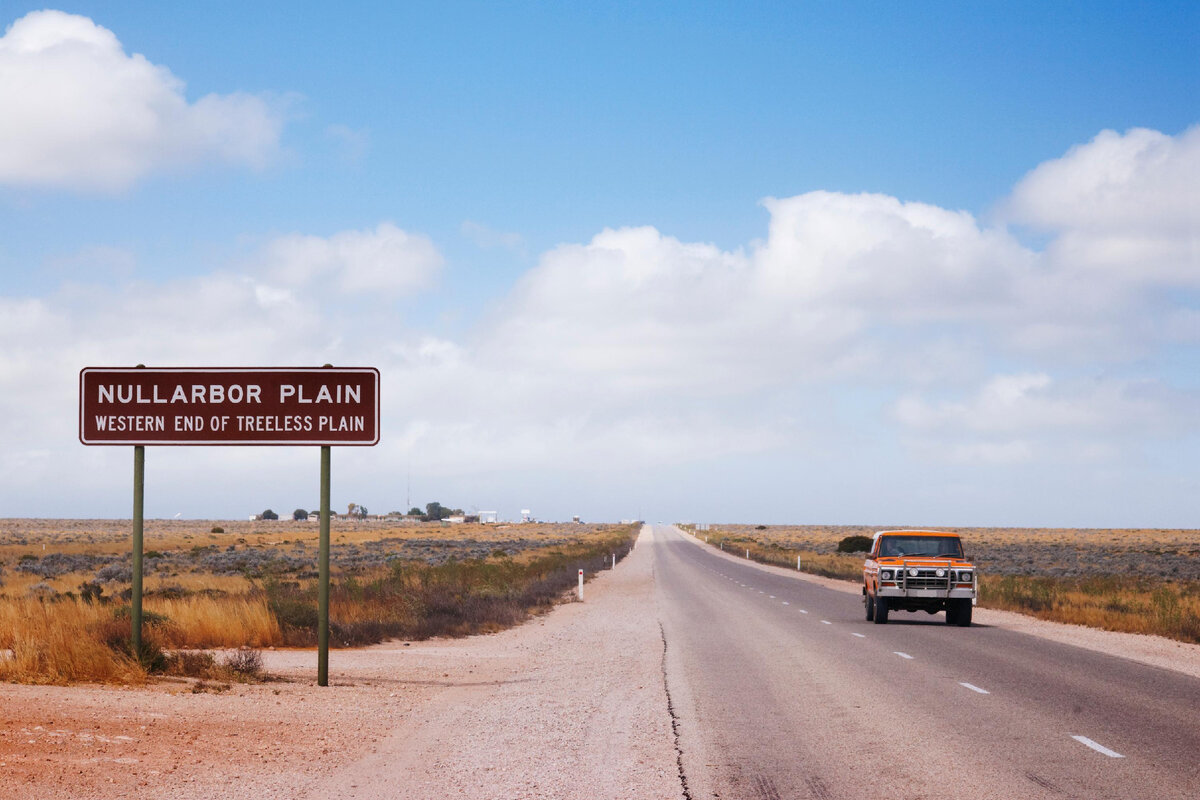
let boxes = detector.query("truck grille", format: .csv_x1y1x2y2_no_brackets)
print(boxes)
902,569,949,590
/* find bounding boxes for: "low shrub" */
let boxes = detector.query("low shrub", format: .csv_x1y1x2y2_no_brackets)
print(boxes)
836,535,874,553
222,648,264,680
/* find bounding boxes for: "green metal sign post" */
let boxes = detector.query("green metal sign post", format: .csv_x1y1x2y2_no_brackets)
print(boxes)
318,445,331,686
131,444,145,661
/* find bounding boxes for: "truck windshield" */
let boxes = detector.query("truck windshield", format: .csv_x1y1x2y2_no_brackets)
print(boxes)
877,536,963,558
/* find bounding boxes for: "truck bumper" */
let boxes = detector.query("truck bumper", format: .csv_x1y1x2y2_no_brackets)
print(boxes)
877,586,976,600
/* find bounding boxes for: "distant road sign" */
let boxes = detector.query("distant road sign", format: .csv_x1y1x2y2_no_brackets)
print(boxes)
79,367,380,445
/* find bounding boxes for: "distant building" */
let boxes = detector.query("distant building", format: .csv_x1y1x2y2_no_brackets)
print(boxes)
520,509,533,523
479,510,499,524
572,515,581,524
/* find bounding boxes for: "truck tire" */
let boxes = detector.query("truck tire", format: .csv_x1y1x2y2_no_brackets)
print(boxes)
945,603,958,625
948,599,972,627
865,589,875,621
873,593,889,624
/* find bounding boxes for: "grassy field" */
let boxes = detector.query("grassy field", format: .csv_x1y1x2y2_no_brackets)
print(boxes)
684,524,1200,644
0,519,637,684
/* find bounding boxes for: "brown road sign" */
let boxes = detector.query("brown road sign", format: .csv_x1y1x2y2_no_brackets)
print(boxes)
79,367,380,445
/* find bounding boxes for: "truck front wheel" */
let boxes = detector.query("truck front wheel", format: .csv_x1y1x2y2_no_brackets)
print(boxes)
873,593,889,624
865,589,875,621
948,599,972,627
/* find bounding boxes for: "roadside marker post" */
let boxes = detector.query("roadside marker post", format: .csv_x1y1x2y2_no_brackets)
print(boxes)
797,555,802,571
79,365,379,686
746,549,750,559
578,569,584,600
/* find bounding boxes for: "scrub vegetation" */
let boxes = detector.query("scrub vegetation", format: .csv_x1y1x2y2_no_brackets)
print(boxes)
0,519,636,684
685,524,1200,644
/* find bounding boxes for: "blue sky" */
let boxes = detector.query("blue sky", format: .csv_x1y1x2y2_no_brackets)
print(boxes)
1,3,1198,524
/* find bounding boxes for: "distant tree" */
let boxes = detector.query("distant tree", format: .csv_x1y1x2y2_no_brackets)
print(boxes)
356,505,368,519
407,507,423,517
293,508,309,521
261,509,279,521
424,501,445,522
347,502,358,517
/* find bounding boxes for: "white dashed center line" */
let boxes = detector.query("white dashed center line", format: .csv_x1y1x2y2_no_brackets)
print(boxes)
851,633,866,638
959,682,990,694
1071,736,1124,758
893,651,914,660
820,620,832,625
798,610,809,614
782,601,789,605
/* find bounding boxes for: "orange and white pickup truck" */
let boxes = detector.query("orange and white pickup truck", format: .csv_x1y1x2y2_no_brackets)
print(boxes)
863,530,977,626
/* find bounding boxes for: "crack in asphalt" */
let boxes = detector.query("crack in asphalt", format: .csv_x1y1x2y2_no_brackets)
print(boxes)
660,621,693,800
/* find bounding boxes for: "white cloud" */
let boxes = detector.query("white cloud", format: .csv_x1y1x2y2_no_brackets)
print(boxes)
480,197,1037,394
1007,126,1200,235
0,10,286,191
260,222,443,295
757,192,1035,320
1006,125,1200,287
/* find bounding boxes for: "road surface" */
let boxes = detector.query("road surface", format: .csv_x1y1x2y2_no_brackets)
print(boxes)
652,524,1200,800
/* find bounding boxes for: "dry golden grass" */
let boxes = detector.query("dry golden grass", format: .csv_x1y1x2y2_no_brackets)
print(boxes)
981,574,1200,641
0,518,635,683
146,595,282,649
0,597,145,684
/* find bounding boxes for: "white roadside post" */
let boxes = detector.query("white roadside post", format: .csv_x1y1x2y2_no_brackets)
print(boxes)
797,555,802,571
578,569,584,600
611,553,616,569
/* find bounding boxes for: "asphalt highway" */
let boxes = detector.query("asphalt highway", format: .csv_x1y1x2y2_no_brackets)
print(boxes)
652,524,1200,800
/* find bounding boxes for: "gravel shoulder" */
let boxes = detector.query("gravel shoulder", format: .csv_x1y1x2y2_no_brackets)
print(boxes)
674,527,1200,680
0,528,679,799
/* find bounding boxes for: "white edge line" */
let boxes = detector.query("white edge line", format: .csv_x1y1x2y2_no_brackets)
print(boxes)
1071,735,1124,758
959,682,990,694
893,651,914,660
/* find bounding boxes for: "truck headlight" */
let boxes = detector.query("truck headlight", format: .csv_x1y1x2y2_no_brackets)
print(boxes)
880,569,893,580
958,570,972,582
935,568,945,577
908,568,919,577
